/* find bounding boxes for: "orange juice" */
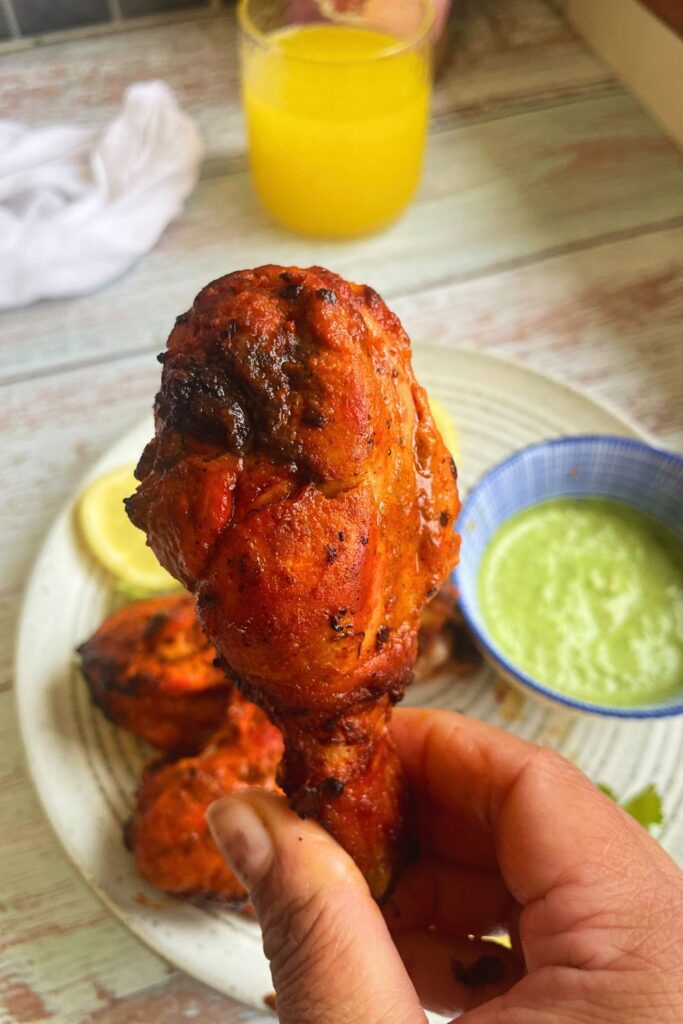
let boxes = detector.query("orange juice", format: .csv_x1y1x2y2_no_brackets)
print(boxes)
241,25,431,238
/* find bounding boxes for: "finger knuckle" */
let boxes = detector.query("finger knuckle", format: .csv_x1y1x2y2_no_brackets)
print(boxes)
531,745,580,782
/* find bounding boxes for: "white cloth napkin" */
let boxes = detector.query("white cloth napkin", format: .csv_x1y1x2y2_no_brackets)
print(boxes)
0,80,203,310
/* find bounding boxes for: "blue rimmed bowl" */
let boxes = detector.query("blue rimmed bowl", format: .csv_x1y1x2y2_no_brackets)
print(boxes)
454,436,683,718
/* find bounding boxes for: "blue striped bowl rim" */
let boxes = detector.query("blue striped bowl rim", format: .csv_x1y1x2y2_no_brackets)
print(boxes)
454,435,683,718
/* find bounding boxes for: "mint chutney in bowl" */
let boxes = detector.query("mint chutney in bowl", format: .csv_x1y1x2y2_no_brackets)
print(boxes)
455,436,683,718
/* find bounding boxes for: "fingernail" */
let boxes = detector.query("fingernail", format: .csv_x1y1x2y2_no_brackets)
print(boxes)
207,795,274,889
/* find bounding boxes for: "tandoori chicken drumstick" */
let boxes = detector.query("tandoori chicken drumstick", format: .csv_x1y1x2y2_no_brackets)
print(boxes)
78,594,232,754
126,265,460,899
128,696,283,901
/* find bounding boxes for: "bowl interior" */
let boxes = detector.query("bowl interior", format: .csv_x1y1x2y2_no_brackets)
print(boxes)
454,436,683,717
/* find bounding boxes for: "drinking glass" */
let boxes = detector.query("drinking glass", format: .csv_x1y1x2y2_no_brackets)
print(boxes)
238,0,435,238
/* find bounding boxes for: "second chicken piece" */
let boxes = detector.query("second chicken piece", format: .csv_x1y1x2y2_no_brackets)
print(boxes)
78,594,231,754
128,697,283,901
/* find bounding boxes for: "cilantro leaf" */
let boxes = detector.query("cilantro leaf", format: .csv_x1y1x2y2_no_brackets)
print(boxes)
622,785,664,830
597,781,664,831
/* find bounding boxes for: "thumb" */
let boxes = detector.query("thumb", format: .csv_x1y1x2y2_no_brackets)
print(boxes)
208,790,427,1024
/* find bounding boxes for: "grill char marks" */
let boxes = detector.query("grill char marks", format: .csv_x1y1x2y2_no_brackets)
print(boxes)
161,273,345,480
158,267,379,486
159,357,252,454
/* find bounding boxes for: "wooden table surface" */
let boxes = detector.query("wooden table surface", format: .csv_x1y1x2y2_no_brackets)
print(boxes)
1,1,682,1020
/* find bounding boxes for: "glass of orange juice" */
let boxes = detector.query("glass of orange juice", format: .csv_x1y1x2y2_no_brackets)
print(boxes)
238,0,435,238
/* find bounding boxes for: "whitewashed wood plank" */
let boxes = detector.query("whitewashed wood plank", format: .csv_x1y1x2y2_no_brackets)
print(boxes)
0,0,615,168
0,17,245,167
2,91,682,383
0,589,18,687
77,974,269,1023
433,0,618,127
0,359,159,595
392,224,683,452
0,362,176,1021
0,685,174,1024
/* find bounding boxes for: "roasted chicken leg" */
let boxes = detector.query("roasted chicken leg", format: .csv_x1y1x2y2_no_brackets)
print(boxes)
126,265,460,898
78,594,232,754
128,697,282,901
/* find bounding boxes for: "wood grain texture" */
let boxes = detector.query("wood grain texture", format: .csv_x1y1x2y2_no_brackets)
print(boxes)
0,361,158,594
2,91,682,384
0,367,171,1020
1,0,682,1020
433,0,618,126
392,225,683,451
0,686,171,1024
0,0,615,164
78,974,268,1023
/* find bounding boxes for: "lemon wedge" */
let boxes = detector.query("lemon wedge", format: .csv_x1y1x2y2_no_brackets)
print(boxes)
429,394,461,466
76,465,181,592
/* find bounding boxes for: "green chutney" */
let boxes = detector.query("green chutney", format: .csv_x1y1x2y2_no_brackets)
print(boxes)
478,498,683,706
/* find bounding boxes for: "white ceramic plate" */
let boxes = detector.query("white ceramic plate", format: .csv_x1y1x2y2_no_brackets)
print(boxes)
15,347,683,1015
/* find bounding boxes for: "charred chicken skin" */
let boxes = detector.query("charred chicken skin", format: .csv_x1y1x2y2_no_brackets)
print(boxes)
78,594,232,754
128,698,283,901
126,265,460,899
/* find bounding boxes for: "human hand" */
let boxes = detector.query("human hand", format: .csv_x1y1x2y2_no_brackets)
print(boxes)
288,1,452,40
208,708,683,1022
